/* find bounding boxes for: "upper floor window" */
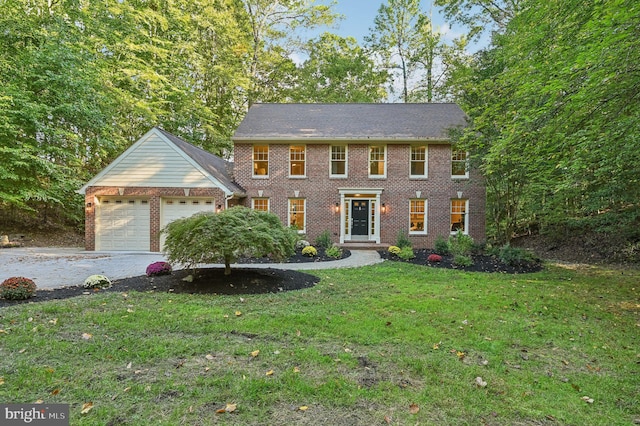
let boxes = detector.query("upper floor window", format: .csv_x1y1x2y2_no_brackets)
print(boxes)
451,149,469,178
289,145,306,177
410,145,428,178
253,145,269,177
330,145,347,177
251,198,269,212
369,145,386,178
409,199,427,234
451,199,469,234
288,198,306,233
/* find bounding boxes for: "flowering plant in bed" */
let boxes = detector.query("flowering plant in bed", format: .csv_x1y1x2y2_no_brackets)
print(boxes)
1,277,36,300
84,275,112,289
427,254,442,263
146,261,173,277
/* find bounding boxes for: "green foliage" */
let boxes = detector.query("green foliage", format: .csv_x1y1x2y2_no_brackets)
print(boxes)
398,246,416,260
396,230,412,249
434,235,451,255
83,275,112,289
448,231,474,257
163,206,296,275
314,231,333,249
301,246,318,257
0,277,36,300
325,245,343,259
498,244,536,267
388,246,401,255
453,254,473,267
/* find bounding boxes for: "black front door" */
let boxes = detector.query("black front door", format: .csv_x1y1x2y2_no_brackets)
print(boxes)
352,200,369,236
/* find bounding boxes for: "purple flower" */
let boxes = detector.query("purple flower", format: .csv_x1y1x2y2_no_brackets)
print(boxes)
146,261,173,277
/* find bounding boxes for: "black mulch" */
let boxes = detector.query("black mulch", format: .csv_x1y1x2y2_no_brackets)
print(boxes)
378,249,543,274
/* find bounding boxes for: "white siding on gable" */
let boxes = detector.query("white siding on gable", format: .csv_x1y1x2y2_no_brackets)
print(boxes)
93,134,215,188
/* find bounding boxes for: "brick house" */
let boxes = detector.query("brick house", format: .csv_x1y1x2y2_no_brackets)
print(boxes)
79,103,485,251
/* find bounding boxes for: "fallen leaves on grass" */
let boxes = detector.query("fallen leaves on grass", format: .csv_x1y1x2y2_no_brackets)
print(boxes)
216,403,237,414
81,402,94,414
409,403,420,414
250,350,260,358
475,377,488,388
581,396,594,404
81,333,92,340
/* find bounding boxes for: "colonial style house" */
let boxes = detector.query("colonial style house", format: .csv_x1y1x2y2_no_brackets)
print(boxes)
79,103,485,251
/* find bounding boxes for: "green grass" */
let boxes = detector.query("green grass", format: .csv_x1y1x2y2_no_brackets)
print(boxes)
1,262,639,425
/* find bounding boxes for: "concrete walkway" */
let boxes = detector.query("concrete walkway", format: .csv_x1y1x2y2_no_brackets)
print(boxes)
0,247,383,290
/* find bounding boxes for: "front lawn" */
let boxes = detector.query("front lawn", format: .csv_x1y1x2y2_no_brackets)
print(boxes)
0,262,638,425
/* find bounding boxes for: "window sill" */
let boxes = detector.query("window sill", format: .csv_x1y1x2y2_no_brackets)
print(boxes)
288,176,307,179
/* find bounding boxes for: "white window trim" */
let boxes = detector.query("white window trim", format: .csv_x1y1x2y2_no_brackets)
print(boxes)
289,145,306,178
410,145,428,179
450,199,469,235
329,145,348,178
409,199,428,235
251,198,270,212
368,145,387,179
288,198,306,233
252,145,269,178
451,149,469,179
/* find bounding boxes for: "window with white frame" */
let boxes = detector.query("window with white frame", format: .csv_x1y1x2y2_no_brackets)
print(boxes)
253,145,269,177
330,145,347,177
288,199,306,232
251,198,269,212
451,149,468,178
410,145,428,178
450,199,469,234
289,145,306,177
369,145,386,177
410,199,427,234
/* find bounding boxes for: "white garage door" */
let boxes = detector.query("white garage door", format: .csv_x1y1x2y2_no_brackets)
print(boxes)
161,198,215,249
96,198,150,251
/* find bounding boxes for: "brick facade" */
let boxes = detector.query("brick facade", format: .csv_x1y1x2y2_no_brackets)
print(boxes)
233,143,486,248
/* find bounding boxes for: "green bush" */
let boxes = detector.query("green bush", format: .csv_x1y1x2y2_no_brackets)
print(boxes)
396,230,412,248
388,245,401,255
398,246,415,260
83,274,112,289
448,231,474,257
302,246,317,257
0,277,36,300
325,245,343,259
315,231,333,249
453,254,473,267
498,244,535,266
434,236,450,255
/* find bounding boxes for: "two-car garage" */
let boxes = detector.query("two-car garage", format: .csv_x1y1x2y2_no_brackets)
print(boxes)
94,197,215,251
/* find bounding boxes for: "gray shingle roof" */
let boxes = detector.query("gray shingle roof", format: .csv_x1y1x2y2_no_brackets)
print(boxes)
233,103,467,141
156,128,245,196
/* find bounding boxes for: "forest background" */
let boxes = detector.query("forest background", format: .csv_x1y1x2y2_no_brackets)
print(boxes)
0,0,638,259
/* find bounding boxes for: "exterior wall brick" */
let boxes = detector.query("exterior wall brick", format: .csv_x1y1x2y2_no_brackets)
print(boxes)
84,186,228,251
234,142,486,248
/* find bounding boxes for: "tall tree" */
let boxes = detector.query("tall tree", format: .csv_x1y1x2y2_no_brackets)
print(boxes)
291,33,389,102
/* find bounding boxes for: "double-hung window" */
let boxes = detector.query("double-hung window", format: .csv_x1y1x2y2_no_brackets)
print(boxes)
410,145,428,178
251,198,269,212
409,199,427,234
450,199,469,234
451,149,469,178
369,145,386,178
253,145,269,177
288,199,306,233
289,145,306,177
330,145,347,177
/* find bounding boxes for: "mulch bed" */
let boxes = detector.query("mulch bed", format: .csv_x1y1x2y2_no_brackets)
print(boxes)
378,249,543,274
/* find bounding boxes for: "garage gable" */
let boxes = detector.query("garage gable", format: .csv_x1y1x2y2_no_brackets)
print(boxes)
78,128,237,194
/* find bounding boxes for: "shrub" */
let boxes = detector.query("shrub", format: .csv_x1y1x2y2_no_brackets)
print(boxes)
315,231,333,249
396,230,412,248
398,246,415,260
427,254,442,263
295,240,310,250
434,236,450,255
146,261,172,277
325,245,343,259
448,231,474,257
83,275,112,289
498,244,535,266
453,255,473,267
388,245,401,255
302,246,317,257
0,277,36,300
